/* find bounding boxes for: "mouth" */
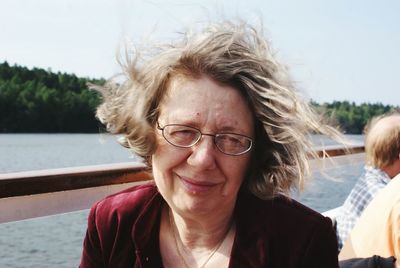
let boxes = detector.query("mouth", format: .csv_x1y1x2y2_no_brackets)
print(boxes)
178,175,217,194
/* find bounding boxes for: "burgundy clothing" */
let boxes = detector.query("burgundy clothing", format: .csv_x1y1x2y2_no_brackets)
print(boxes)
80,183,339,268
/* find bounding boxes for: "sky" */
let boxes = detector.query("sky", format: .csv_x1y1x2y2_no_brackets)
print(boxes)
1,0,399,106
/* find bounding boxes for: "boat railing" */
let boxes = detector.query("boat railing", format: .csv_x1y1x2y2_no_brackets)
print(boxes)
0,144,364,224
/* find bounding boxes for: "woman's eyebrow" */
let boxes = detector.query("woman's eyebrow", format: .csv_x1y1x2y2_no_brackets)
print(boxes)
163,119,198,128
217,125,248,134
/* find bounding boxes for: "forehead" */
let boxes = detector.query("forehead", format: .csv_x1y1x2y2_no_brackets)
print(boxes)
159,75,254,132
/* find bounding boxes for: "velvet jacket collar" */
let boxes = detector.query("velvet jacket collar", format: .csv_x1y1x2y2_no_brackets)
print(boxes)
127,184,338,268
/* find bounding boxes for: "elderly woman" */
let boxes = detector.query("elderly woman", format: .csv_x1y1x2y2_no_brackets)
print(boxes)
80,21,341,268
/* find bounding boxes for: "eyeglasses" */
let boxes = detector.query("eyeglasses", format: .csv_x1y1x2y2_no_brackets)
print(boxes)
157,122,253,156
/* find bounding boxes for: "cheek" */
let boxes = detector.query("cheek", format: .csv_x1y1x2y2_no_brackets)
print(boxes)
223,156,251,184
151,144,171,193
152,140,188,175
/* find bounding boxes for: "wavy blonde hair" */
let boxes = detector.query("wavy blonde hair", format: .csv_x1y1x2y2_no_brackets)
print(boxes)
94,21,343,199
364,113,400,170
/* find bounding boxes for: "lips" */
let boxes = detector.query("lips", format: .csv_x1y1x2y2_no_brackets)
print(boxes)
178,175,217,194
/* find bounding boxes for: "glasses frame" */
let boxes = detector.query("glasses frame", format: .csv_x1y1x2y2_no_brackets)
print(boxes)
157,122,253,156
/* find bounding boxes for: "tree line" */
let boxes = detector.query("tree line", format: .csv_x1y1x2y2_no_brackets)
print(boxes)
311,101,398,134
0,61,398,134
0,61,104,132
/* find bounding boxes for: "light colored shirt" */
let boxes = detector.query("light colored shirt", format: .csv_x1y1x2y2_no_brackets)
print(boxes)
336,165,390,250
339,174,400,260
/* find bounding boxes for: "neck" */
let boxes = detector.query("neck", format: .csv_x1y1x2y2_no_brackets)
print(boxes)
159,205,235,268
382,159,400,179
168,205,234,250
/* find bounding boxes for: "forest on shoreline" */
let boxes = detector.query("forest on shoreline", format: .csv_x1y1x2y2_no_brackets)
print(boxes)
0,61,398,134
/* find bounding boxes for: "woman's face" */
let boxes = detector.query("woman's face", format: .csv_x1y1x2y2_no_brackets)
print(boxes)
152,75,254,218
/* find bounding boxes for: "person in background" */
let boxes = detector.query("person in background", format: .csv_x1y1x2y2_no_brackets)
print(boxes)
79,20,344,268
336,113,400,251
339,173,400,266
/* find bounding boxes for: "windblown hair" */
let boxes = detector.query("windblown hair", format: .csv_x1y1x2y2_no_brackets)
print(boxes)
94,21,344,199
364,113,400,169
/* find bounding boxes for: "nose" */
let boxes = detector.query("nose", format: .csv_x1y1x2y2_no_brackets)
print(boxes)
187,136,217,170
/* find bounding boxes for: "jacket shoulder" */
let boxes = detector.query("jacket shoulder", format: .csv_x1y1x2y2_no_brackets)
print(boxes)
92,182,159,225
235,193,338,267
240,192,331,226
272,195,331,225
237,192,335,247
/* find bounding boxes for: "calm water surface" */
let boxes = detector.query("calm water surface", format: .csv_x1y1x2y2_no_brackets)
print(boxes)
0,133,139,173
0,134,364,267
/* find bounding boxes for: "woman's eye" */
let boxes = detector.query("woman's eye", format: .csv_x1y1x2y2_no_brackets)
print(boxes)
170,129,197,142
218,135,244,147
174,130,195,136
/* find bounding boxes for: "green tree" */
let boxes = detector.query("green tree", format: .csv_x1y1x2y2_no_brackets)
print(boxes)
0,61,103,133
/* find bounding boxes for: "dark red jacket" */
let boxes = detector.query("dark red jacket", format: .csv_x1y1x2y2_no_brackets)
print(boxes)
80,183,339,268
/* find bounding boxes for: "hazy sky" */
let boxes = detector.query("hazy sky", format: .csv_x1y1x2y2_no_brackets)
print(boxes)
1,0,399,105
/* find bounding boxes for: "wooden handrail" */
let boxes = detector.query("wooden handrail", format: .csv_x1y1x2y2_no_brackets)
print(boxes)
0,162,152,198
0,145,364,198
0,145,365,223
311,144,364,158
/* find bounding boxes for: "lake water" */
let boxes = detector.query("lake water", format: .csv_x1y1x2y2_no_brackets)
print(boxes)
0,134,365,267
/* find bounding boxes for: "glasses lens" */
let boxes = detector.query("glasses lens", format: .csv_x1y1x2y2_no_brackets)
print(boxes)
215,134,252,155
163,125,200,147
